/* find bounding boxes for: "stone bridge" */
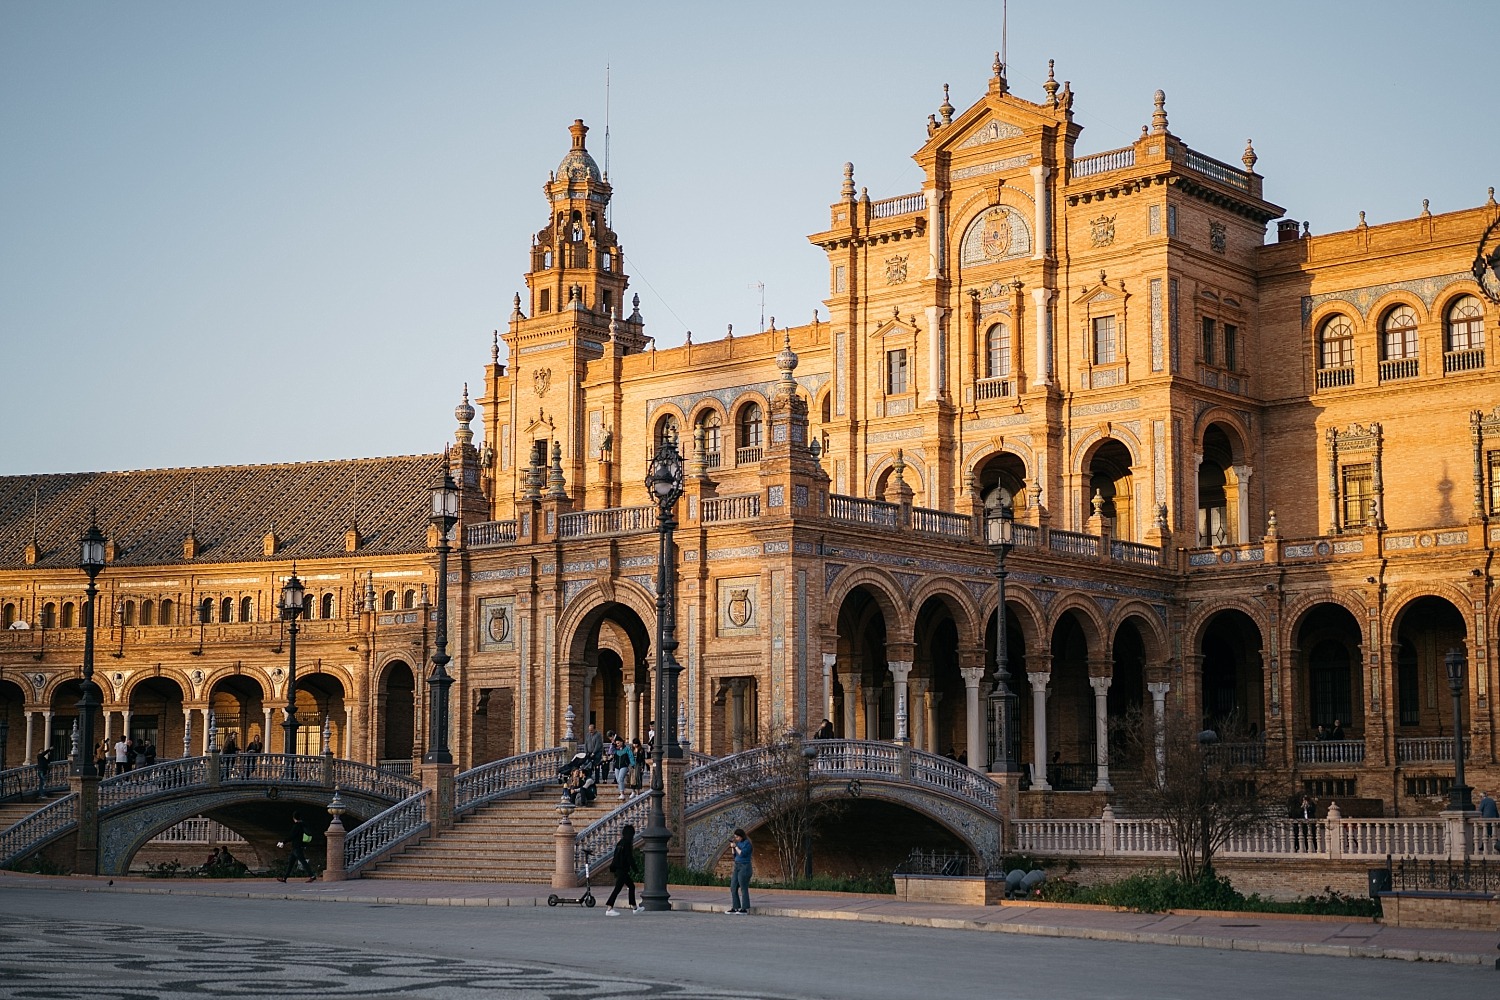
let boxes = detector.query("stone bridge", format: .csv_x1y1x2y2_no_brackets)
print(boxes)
573,740,1008,874
1,754,419,875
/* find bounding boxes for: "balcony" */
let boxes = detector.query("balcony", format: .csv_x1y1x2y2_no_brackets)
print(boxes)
1316,365,1355,389
974,376,1013,401
559,505,656,539
701,493,761,524
1378,357,1418,382
1295,739,1365,765
734,446,763,465
1444,347,1485,373
1396,736,1470,764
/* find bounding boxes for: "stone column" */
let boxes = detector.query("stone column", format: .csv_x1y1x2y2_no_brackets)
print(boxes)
888,661,913,744
24,710,35,761
1029,164,1050,260
1148,681,1171,786
1031,287,1054,386
960,666,985,771
343,707,352,759
862,685,880,740
925,305,945,402
263,708,273,757
123,710,133,742
1089,675,1113,792
925,186,940,278
582,662,597,731
1028,671,1052,791
838,672,859,739
43,711,53,756
925,689,942,754
728,680,747,752
822,653,837,724
909,677,930,753
624,683,639,742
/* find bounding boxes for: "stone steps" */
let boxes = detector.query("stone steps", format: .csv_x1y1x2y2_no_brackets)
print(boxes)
0,800,46,830
361,786,620,883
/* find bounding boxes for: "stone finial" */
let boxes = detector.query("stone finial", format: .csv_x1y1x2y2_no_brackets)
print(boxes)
1241,139,1257,171
892,450,908,488
775,332,799,391
726,322,733,339
1358,210,1367,228
1044,59,1059,107
563,704,576,743
1302,221,1311,238
1150,89,1169,135
859,185,869,203
455,384,476,446
927,114,938,137
1058,80,1073,114
511,293,522,319
1421,198,1431,217
1091,490,1105,518
491,329,500,363
939,83,954,124
685,329,692,345
841,162,856,199
547,440,568,498
1266,509,1279,538
630,292,641,319
990,53,1008,95
607,307,618,342
1488,186,1497,207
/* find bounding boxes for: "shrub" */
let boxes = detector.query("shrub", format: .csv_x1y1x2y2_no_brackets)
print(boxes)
1036,869,1380,917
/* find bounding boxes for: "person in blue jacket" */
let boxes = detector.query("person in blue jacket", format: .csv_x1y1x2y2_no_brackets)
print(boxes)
728,828,753,913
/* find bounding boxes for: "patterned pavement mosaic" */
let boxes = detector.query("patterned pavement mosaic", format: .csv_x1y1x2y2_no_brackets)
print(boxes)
0,918,795,1000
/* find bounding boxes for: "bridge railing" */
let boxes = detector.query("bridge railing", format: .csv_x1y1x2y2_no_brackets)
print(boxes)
572,791,651,879
99,758,209,810
331,759,421,801
1013,813,1453,860
344,789,432,875
95,754,414,813
0,792,77,868
455,747,566,815
0,761,70,801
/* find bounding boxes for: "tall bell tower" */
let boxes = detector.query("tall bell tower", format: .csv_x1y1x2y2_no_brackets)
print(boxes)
483,119,648,521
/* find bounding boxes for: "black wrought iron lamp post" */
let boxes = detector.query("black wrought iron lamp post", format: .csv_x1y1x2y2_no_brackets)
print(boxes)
1445,647,1474,812
279,570,305,755
986,499,1021,774
641,436,685,911
424,468,459,765
75,519,107,777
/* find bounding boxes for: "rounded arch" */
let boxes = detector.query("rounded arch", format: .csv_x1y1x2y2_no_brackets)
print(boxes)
557,578,659,663
983,585,1047,655
1387,584,1475,637
1106,602,1170,665
1290,599,1366,736
1367,290,1428,329
1283,590,1369,644
823,566,908,637
906,577,979,640
867,452,925,502
970,448,1032,518
1045,599,1108,655
1313,309,1358,370
1194,606,1266,735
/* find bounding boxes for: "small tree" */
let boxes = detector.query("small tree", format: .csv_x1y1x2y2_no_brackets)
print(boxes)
718,725,840,882
1112,706,1284,883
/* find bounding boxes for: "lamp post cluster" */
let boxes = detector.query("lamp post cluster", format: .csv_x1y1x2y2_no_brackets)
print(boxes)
985,498,1020,774
641,435,685,911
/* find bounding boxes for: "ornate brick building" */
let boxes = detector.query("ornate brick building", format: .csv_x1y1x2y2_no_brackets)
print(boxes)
3,57,1497,817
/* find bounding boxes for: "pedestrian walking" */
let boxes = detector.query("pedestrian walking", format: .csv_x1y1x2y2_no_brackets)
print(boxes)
113,737,130,775
611,737,633,800
630,737,647,792
34,746,53,795
728,828,753,913
275,812,317,882
603,823,642,916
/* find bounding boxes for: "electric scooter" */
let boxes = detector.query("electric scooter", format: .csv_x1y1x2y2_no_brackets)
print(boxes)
546,846,596,907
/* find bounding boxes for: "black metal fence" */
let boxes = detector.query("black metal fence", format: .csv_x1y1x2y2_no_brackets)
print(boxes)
893,849,982,877
1391,856,1500,894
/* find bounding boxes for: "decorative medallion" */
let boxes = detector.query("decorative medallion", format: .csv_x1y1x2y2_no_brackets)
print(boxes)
533,367,552,397
960,206,1031,266
980,208,1012,258
884,254,909,285
959,119,1026,148
717,576,760,634
487,605,510,643
1090,215,1116,247
477,596,516,650
726,589,753,628
1209,221,1228,254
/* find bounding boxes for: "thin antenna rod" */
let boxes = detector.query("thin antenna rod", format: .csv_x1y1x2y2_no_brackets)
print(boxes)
604,63,612,226
1002,0,1008,74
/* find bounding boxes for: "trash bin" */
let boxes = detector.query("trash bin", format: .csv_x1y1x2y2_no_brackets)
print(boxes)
1367,867,1392,897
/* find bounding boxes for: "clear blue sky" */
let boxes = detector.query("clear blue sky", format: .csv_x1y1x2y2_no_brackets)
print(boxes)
3,1,1493,475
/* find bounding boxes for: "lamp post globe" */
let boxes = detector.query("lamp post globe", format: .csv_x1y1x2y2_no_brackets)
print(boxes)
74,519,107,778
279,570,306,755
986,496,1020,775
1444,647,1474,812
424,466,459,765
641,435,685,912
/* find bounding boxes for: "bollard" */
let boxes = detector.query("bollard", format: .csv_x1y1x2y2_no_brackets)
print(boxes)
323,786,347,881
553,795,579,889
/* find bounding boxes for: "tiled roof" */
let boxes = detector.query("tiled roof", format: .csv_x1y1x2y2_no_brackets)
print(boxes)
0,454,444,570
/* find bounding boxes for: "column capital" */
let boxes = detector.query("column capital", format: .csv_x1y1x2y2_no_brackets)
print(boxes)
959,666,986,689
1088,675,1112,694
1147,681,1171,698
887,660,914,683
1026,670,1051,690
821,652,838,669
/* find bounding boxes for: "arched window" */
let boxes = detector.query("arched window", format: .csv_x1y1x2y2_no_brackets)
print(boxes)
241,596,254,622
383,590,396,612
159,599,174,625
220,597,234,623
305,595,319,620
41,603,56,629
3,602,16,627
199,598,214,624
61,602,75,628
403,589,417,610
1446,295,1485,352
1380,305,1418,360
738,403,763,449
655,414,679,450
1318,315,1354,369
321,593,334,619
695,411,722,467
121,601,135,627
539,288,551,312
985,322,1011,379
140,600,155,626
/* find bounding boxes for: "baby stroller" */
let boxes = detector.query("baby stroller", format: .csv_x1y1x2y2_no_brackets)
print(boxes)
558,750,600,806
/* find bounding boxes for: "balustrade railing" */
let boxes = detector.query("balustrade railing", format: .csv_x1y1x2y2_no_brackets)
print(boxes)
1071,147,1135,178
573,793,651,878
827,494,899,528
1468,818,1499,858
1110,540,1161,567
558,505,656,539
974,376,1013,401
465,520,518,547
1204,741,1265,766
1013,818,1103,854
344,789,432,874
148,816,248,844
0,792,77,867
907,748,998,810
377,759,414,776
1182,149,1252,191
99,758,208,809
1049,529,1098,558
1010,522,1041,549
1397,737,1469,764
1295,739,1365,765
455,747,566,814
910,506,972,538
1339,818,1446,858
1378,357,1419,382
0,761,69,801
331,758,421,800
701,493,762,523
870,191,926,218
735,446,764,465
1015,813,1451,860
1444,348,1485,373
1316,365,1355,389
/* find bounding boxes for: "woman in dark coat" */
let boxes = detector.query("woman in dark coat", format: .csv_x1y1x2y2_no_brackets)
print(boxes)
603,823,641,915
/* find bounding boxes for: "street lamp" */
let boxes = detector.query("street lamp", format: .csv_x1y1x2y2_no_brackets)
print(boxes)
641,434,685,911
75,518,107,777
986,496,1021,774
1444,647,1474,812
279,569,305,755
424,467,459,765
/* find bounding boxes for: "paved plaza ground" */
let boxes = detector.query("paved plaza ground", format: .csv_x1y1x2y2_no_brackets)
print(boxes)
1,872,1494,998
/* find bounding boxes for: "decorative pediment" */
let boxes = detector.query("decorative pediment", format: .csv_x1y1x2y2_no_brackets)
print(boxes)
1075,281,1130,307
959,118,1025,148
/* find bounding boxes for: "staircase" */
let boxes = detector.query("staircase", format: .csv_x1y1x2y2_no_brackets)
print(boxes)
362,785,620,882
0,798,50,832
